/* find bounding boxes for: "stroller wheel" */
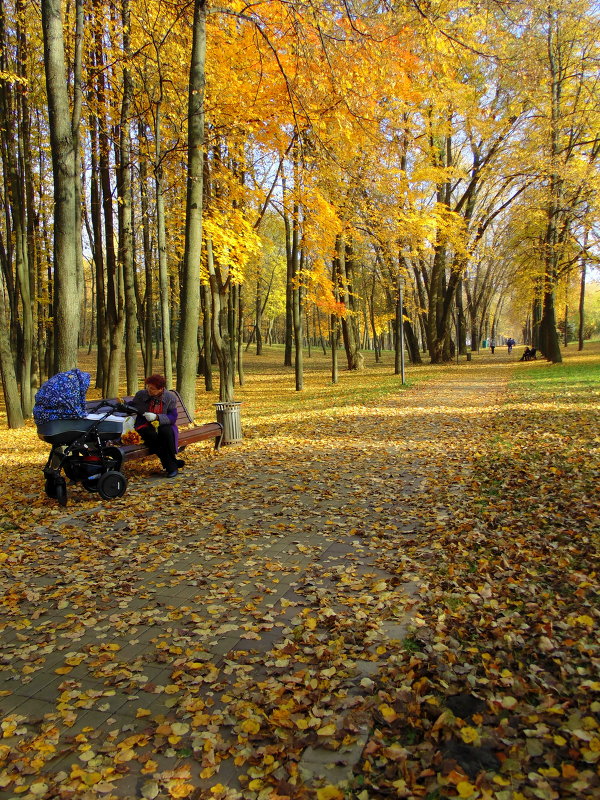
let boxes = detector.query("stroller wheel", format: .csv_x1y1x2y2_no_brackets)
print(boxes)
97,470,127,500
45,474,67,505
55,479,67,506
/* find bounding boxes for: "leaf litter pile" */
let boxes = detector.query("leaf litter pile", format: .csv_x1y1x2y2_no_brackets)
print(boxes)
0,349,599,800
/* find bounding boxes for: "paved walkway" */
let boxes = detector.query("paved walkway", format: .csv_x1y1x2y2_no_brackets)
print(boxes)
0,362,512,799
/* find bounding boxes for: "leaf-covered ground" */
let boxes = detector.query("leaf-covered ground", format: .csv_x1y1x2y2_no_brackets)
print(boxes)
0,345,598,800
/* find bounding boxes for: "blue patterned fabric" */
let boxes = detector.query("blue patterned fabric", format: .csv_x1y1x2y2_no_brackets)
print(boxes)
33,369,91,424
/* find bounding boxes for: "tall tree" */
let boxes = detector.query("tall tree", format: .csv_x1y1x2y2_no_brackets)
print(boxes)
176,0,206,413
41,0,80,371
118,0,138,394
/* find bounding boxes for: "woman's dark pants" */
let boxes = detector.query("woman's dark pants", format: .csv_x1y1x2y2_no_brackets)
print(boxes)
139,424,178,472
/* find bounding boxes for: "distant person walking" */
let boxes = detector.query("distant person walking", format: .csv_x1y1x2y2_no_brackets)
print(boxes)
489,337,496,354
507,337,515,354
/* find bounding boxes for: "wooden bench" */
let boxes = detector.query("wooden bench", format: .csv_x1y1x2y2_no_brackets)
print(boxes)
519,347,537,362
86,392,223,463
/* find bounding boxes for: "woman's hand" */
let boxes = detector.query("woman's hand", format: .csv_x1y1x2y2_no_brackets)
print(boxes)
143,412,157,421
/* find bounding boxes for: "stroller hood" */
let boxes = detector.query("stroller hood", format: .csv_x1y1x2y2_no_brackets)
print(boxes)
33,369,91,425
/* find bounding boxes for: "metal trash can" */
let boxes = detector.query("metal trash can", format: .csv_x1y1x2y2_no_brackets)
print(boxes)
214,401,242,445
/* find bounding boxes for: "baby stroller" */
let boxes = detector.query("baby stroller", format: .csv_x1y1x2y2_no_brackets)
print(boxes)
37,401,133,506
34,369,134,506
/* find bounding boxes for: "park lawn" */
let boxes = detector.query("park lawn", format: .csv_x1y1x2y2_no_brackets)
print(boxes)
205,344,436,420
511,340,600,394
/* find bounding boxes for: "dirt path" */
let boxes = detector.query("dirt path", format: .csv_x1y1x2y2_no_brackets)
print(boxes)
0,361,515,800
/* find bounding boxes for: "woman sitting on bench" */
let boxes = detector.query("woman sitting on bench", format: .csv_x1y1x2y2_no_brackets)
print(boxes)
130,375,185,477
519,347,537,362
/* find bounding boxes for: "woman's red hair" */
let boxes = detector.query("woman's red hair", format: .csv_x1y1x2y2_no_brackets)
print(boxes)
145,374,166,389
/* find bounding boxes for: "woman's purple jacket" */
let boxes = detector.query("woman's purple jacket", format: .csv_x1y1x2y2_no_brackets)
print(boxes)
130,389,179,449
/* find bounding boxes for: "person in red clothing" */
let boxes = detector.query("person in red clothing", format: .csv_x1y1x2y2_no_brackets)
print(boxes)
130,375,184,477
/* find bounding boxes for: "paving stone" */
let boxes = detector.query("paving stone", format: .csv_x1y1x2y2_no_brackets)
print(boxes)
299,731,369,785
354,659,380,678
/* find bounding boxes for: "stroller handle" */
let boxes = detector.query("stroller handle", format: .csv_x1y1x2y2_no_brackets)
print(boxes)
89,399,138,415
117,402,139,415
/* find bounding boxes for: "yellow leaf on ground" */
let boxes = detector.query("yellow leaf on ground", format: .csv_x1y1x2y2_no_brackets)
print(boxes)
317,723,336,736
171,722,190,736
378,703,398,723
316,787,344,800
460,726,480,744
167,781,195,798
240,718,260,734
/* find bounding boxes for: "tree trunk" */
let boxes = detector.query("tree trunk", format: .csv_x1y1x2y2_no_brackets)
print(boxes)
394,277,403,375
538,13,564,364
283,208,293,368
0,276,24,427
330,254,339,384
255,269,263,355
201,282,213,391
89,111,109,388
155,103,173,388
206,239,234,401
340,239,361,370
176,0,206,413
93,1,122,397
290,202,303,391
228,283,237,387
41,0,80,371
330,312,339,384
72,0,84,308
292,261,303,391
20,0,41,395
4,107,33,415
403,315,421,364
532,288,542,350
237,283,244,386
578,247,586,351
316,307,327,355
539,286,562,362
368,288,380,363
1,0,35,415
119,0,138,395
139,120,153,377
456,278,467,355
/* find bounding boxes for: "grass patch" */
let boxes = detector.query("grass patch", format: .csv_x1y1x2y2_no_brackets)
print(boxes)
226,345,440,419
510,341,600,396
